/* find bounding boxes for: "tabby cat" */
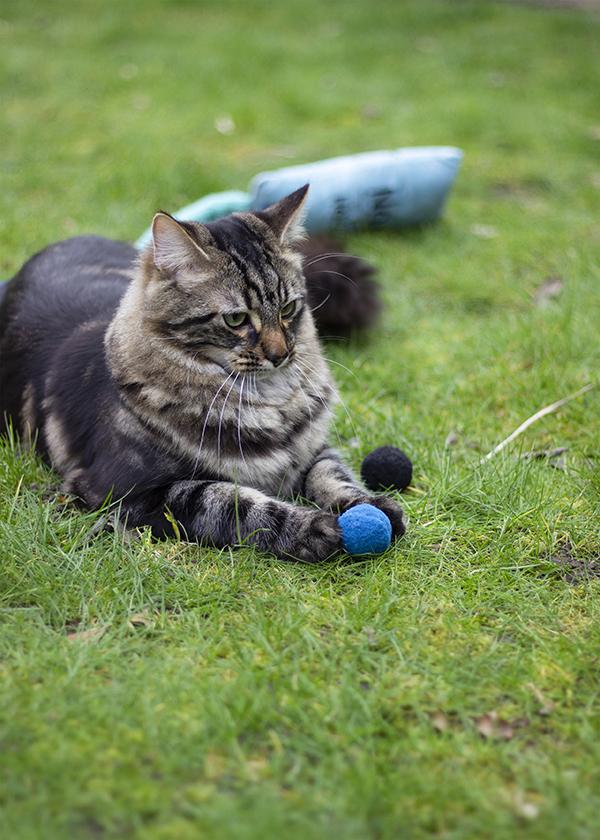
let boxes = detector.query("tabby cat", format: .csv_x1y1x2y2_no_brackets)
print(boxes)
0,186,405,562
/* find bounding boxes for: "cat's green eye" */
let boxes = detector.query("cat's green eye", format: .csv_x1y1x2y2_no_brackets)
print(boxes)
223,312,248,328
280,300,297,319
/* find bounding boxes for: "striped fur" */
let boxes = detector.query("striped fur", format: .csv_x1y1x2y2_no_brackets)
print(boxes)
0,187,405,561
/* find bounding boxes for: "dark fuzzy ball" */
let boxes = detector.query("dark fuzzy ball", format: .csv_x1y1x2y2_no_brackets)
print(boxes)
361,446,413,492
300,235,381,337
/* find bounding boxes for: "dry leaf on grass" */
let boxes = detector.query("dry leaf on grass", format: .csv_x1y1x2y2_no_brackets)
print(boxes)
430,709,528,739
475,712,500,739
362,626,378,646
521,447,568,471
520,447,567,460
66,623,108,642
445,431,459,448
431,711,450,732
534,275,564,307
245,756,269,782
512,790,541,820
527,683,555,717
128,611,154,628
474,711,529,741
430,710,461,732
470,224,498,239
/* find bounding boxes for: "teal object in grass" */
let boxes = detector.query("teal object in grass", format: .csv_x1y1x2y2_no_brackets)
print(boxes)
338,504,392,556
135,147,462,247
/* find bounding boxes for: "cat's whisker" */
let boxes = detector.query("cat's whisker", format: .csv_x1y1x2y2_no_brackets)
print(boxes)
243,376,259,427
303,351,357,379
294,359,346,449
304,252,356,266
310,294,332,314
310,268,358,288
217,372,240,467
247,373,259,416
237,374,248,469
193,370,236,477
296,356,357,440
314,336,348,342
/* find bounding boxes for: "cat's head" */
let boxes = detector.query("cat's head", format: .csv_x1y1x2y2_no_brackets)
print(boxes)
140,185,313,375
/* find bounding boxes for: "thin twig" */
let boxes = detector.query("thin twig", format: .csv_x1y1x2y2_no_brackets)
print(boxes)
480,383,595,464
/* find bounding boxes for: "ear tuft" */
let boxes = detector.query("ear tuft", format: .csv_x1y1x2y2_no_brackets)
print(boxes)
151,213,210,272
255,184,309,245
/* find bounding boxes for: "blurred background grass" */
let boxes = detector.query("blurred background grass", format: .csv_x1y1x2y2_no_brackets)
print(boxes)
1,0,598,259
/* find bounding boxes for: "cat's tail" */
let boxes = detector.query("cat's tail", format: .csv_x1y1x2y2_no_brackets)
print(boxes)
299,235,381,339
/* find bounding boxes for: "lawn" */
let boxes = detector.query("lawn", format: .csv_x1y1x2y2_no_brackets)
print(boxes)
1,0,600,837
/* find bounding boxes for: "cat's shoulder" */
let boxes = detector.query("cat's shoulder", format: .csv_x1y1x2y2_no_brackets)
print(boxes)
18,234,136,278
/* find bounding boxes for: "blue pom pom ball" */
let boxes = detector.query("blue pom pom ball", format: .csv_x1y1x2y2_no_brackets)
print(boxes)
338,503,392,555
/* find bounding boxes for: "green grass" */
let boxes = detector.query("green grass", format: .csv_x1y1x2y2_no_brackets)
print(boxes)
1,0,600,837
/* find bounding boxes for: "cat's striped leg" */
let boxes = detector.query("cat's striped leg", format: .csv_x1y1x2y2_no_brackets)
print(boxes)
301,447,406,539
128,480,343,563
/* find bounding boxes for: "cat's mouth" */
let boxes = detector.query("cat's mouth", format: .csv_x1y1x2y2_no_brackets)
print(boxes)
230,351,295,374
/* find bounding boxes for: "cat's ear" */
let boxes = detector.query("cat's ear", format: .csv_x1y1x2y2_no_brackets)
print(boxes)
255,184,309,246
151,213,210,272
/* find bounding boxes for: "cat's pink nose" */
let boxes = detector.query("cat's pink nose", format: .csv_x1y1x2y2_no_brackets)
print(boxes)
261,329,288,367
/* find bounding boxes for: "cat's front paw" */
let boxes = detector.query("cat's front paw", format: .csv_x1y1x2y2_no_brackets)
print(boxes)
346,495,406,540
286,511,343,564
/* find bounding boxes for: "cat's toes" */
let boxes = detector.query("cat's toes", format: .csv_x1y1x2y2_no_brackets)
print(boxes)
343,495,406,540
286,511,342,563
367,496,406,539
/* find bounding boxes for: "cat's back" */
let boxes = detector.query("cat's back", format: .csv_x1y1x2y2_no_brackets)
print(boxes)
0,235,136,438
1,235,135,333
